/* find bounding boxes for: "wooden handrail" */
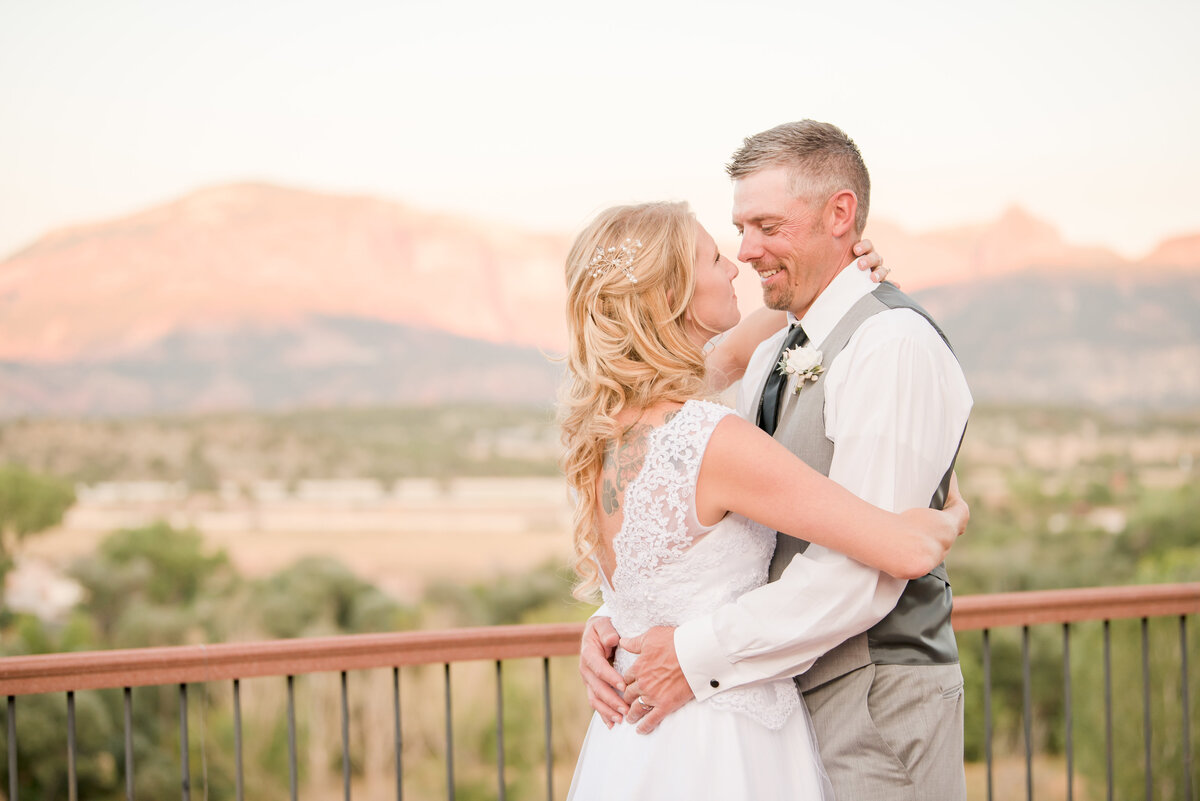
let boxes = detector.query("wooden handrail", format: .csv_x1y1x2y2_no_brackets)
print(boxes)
950,582,1200,630
1,583,1196,697
0,623,585,696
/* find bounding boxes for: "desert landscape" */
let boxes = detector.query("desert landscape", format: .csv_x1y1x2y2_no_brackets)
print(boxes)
23,475,572,604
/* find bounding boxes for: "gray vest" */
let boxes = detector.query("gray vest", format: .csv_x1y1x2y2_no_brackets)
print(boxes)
760,282,964,693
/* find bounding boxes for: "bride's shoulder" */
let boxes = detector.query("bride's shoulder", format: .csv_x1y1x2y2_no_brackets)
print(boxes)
701,408,773,466
672,400,744,456
679,401,740,441
679,397,736,421
629,399,736,444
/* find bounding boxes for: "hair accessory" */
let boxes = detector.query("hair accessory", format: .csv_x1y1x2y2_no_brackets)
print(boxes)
589,238,642,284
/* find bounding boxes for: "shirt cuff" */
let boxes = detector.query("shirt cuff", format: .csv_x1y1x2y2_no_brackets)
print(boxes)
675,615,734,702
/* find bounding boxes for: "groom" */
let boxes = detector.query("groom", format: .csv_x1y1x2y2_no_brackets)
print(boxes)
579,120,972,799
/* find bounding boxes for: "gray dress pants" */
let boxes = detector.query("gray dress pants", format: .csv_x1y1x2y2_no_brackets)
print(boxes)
802,662,966,801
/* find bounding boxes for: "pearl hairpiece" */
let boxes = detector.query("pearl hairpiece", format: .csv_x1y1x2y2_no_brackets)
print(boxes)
589,238,642,284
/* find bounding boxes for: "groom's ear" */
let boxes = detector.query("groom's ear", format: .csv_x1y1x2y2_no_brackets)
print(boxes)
825,190,857,239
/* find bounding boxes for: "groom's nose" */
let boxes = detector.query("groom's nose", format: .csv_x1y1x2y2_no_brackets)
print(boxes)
737,230,762,264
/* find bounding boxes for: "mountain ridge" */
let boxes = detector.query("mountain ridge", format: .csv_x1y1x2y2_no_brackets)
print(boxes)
2,182,1197,414
0,182,570,362
4,182,1198,366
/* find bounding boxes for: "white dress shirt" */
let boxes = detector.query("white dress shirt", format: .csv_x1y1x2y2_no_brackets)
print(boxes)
674,262,973,701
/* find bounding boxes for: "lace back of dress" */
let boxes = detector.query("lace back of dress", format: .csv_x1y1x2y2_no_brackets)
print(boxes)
609,401,730,599
602,400,801,732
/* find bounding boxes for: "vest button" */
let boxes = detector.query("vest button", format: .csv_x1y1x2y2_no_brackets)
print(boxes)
710,679,720,688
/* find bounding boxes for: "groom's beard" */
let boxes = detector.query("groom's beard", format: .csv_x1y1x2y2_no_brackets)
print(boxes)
755,259,796,312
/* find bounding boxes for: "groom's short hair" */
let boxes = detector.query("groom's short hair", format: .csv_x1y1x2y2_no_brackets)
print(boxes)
727,120,871,235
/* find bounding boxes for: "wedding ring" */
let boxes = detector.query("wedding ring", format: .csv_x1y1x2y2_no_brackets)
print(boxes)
636,696,654,711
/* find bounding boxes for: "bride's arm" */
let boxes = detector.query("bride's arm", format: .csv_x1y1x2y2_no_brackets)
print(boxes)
705,241,887,391
706,307,786,391
696,415,967,579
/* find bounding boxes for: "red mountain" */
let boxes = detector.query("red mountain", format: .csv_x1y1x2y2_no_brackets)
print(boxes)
1139,232,1200,269
5,184,1197,366
0,183,571,363
859,207,1131,290
2,183,1197,414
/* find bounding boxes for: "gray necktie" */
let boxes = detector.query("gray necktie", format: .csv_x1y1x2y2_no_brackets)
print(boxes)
756,323,808,436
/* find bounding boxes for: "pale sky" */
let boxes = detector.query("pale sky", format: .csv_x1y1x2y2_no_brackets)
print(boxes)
2,0,1198,260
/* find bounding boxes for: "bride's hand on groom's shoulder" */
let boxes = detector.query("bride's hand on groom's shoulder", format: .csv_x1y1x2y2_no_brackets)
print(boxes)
945,473,969,541
854,239,896,286
915,472,970,572
619,626,695,735
580,616,627,729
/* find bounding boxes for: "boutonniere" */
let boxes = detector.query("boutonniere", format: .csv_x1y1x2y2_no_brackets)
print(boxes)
777,344,824,394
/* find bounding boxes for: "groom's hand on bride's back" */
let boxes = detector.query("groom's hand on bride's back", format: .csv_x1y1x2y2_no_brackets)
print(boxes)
620,626,695,734
579,616,628,728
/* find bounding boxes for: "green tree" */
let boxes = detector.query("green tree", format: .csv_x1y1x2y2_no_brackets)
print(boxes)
1119,484,1200,558
252,557,415,638
70,521,237,644
423,561,576,626
0,464,75,584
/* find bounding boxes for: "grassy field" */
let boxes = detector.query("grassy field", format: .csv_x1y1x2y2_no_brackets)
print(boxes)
25,480,573,601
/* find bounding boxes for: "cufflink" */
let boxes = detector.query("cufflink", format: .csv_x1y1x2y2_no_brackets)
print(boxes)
710,679,720,688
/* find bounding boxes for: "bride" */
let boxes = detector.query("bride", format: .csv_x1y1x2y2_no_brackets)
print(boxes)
558,201,966,800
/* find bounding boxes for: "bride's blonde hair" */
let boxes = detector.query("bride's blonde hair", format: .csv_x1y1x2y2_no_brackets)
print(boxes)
558,201,710,600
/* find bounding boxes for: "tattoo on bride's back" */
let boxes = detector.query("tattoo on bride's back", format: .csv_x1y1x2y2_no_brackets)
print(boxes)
600,410,676,517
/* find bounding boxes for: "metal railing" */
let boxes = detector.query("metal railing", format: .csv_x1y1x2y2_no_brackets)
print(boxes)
1,583,1196,801
952,583,1198,801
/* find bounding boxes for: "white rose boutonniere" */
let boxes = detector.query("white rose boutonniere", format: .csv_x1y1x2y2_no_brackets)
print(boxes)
777,344,824,394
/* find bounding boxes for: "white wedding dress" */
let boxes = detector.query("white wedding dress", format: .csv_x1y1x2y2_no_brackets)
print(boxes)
566,400,833,801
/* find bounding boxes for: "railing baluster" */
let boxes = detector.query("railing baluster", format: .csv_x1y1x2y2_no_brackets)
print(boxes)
983,629,993,801
1141,617,1152,800
1022,625,1033,801
179,684,190,801
233,679,244,801
287,675,297,801
341,671,351,801
124,687,134,801
7,695,17,801
495,661,506,801
543,656,553,801
67,690,78,801
393,667,403,801
444,663,454,801
1181,615,1192,801
1063,623,1073,801
1104,620,1113,801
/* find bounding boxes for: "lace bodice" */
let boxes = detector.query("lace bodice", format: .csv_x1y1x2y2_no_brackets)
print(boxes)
600,400,799,730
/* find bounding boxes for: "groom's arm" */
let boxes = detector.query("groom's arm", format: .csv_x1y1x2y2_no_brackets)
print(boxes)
666,310,970,705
